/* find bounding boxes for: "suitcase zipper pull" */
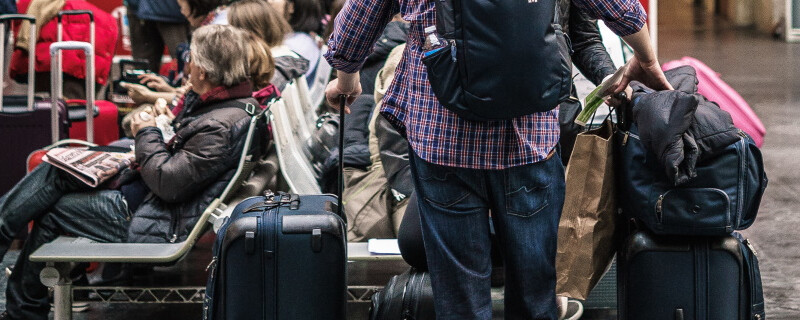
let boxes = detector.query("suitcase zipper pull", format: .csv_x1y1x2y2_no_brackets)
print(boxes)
744,239,758,257
622,131,630,146
656,195,664,223
206,257,217,271
449,40,457,62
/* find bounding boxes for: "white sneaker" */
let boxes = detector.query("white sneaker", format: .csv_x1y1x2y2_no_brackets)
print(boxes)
557,296,584,320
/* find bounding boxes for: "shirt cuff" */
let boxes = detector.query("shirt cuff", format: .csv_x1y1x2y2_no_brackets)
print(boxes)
603,2,647,37
323,49,364,74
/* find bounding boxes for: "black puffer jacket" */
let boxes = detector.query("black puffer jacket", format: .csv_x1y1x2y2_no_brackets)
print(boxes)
558,1,618,165
128,86,262,243
630,66,740,185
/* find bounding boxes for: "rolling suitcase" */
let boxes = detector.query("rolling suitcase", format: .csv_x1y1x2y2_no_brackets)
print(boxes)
662,57,766,148
204,97,350,320
0,14,69,195
57,10,119,145
369,268,435,320
617,230,765,320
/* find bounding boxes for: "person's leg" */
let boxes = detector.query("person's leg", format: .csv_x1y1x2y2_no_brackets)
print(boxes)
408,150,493,320
396,192,429,271
5,190,130,320
128,14,165,73
155,21,190,61
487,153,565,320
0,164,86,259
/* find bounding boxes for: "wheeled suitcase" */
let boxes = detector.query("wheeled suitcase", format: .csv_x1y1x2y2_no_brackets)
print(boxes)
204,97,350,320
369,268,435,320
617,230,765,320
57,10,119,145
204,193,347,320
0,14,69,195
662,57,766,148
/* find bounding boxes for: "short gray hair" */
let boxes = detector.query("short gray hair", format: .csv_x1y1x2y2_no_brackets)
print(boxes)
190,25,250,87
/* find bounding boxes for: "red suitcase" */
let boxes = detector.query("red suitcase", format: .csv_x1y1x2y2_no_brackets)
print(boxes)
0,14,69,195
57,10,119,145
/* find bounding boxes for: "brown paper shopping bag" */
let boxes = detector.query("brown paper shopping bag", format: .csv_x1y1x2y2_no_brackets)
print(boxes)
556,119,617,300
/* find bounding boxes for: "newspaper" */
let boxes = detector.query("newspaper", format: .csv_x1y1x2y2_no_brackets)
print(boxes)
43,148,135,188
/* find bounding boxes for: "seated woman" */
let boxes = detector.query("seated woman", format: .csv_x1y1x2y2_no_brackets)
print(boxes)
229,0,310,91
0,25,262,320
281,0,325,83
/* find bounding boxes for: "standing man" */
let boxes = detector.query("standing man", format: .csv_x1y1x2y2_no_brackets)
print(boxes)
125,0,189,73
325,1,671,319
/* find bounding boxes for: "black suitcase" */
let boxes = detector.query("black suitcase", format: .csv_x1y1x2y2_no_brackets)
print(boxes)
0,14,69,195
369,268,435,320
204,193,347,320
204,96,350,320
617,231,765,320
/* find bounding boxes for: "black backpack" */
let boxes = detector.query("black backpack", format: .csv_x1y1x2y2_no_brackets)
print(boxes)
423,0,572,121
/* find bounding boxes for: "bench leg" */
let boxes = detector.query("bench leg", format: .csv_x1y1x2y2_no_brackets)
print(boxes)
40,263,72,320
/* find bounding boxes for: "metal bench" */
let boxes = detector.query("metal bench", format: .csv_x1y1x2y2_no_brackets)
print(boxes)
30,98,405,319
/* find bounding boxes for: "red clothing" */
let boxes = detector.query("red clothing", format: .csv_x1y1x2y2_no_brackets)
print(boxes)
10,0,118,85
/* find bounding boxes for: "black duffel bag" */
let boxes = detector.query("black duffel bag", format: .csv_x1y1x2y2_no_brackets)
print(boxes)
617,124,767,236
370,268,435,320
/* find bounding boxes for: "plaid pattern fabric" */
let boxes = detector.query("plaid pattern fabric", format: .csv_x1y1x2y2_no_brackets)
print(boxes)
326,0,646,169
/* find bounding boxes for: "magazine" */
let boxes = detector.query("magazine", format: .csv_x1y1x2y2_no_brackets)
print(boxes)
43,148,135,188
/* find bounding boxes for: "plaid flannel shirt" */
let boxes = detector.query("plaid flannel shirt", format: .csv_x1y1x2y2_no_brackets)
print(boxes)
325,0,646,169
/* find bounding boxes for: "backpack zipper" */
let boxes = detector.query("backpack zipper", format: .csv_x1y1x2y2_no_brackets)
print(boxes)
655,194,664,223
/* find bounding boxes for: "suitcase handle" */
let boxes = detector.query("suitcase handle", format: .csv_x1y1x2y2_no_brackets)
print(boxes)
55,11,95,141
0,14,36,112
337,95,346,222
57,10,94,22
50,41,95,143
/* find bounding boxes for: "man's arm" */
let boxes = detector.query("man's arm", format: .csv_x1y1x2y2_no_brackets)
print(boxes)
572,0,672,91
569,2,617,86
324,0,399,109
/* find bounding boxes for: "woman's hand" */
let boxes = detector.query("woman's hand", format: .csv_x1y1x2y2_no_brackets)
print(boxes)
130,106,157,136
139,73,176,93
120,82,159,105
153,98,176,121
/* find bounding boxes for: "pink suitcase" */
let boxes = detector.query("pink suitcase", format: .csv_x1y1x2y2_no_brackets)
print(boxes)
662,57,766,147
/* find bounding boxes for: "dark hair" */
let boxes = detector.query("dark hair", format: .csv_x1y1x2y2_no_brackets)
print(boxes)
323,0,345,40
186,0,228,20
288,0,324,34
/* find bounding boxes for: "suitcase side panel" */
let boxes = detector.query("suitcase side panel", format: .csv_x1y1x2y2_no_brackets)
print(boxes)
277,200,346,320
619,232,745,320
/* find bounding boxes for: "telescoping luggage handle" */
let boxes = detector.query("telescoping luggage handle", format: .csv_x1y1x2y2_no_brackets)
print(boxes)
337,95,346,220
51,41,94,143
56,10,94,78
0,14,36,112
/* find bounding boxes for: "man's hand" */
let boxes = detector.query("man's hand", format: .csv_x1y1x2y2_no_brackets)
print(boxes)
325,71,362,113
120,82,158,105
608,85,633,108
130,106,157,136
614,55,673,93
618,25,674,93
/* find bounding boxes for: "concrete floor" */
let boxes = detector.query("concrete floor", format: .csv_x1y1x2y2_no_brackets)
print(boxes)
1,0,799,318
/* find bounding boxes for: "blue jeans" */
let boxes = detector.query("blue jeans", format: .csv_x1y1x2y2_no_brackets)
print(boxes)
0,164,130,320
409,149,565,320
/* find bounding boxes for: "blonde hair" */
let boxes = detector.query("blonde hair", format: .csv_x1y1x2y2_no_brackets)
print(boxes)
190,25,250,87
245,31,276,90
229,0,292,48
